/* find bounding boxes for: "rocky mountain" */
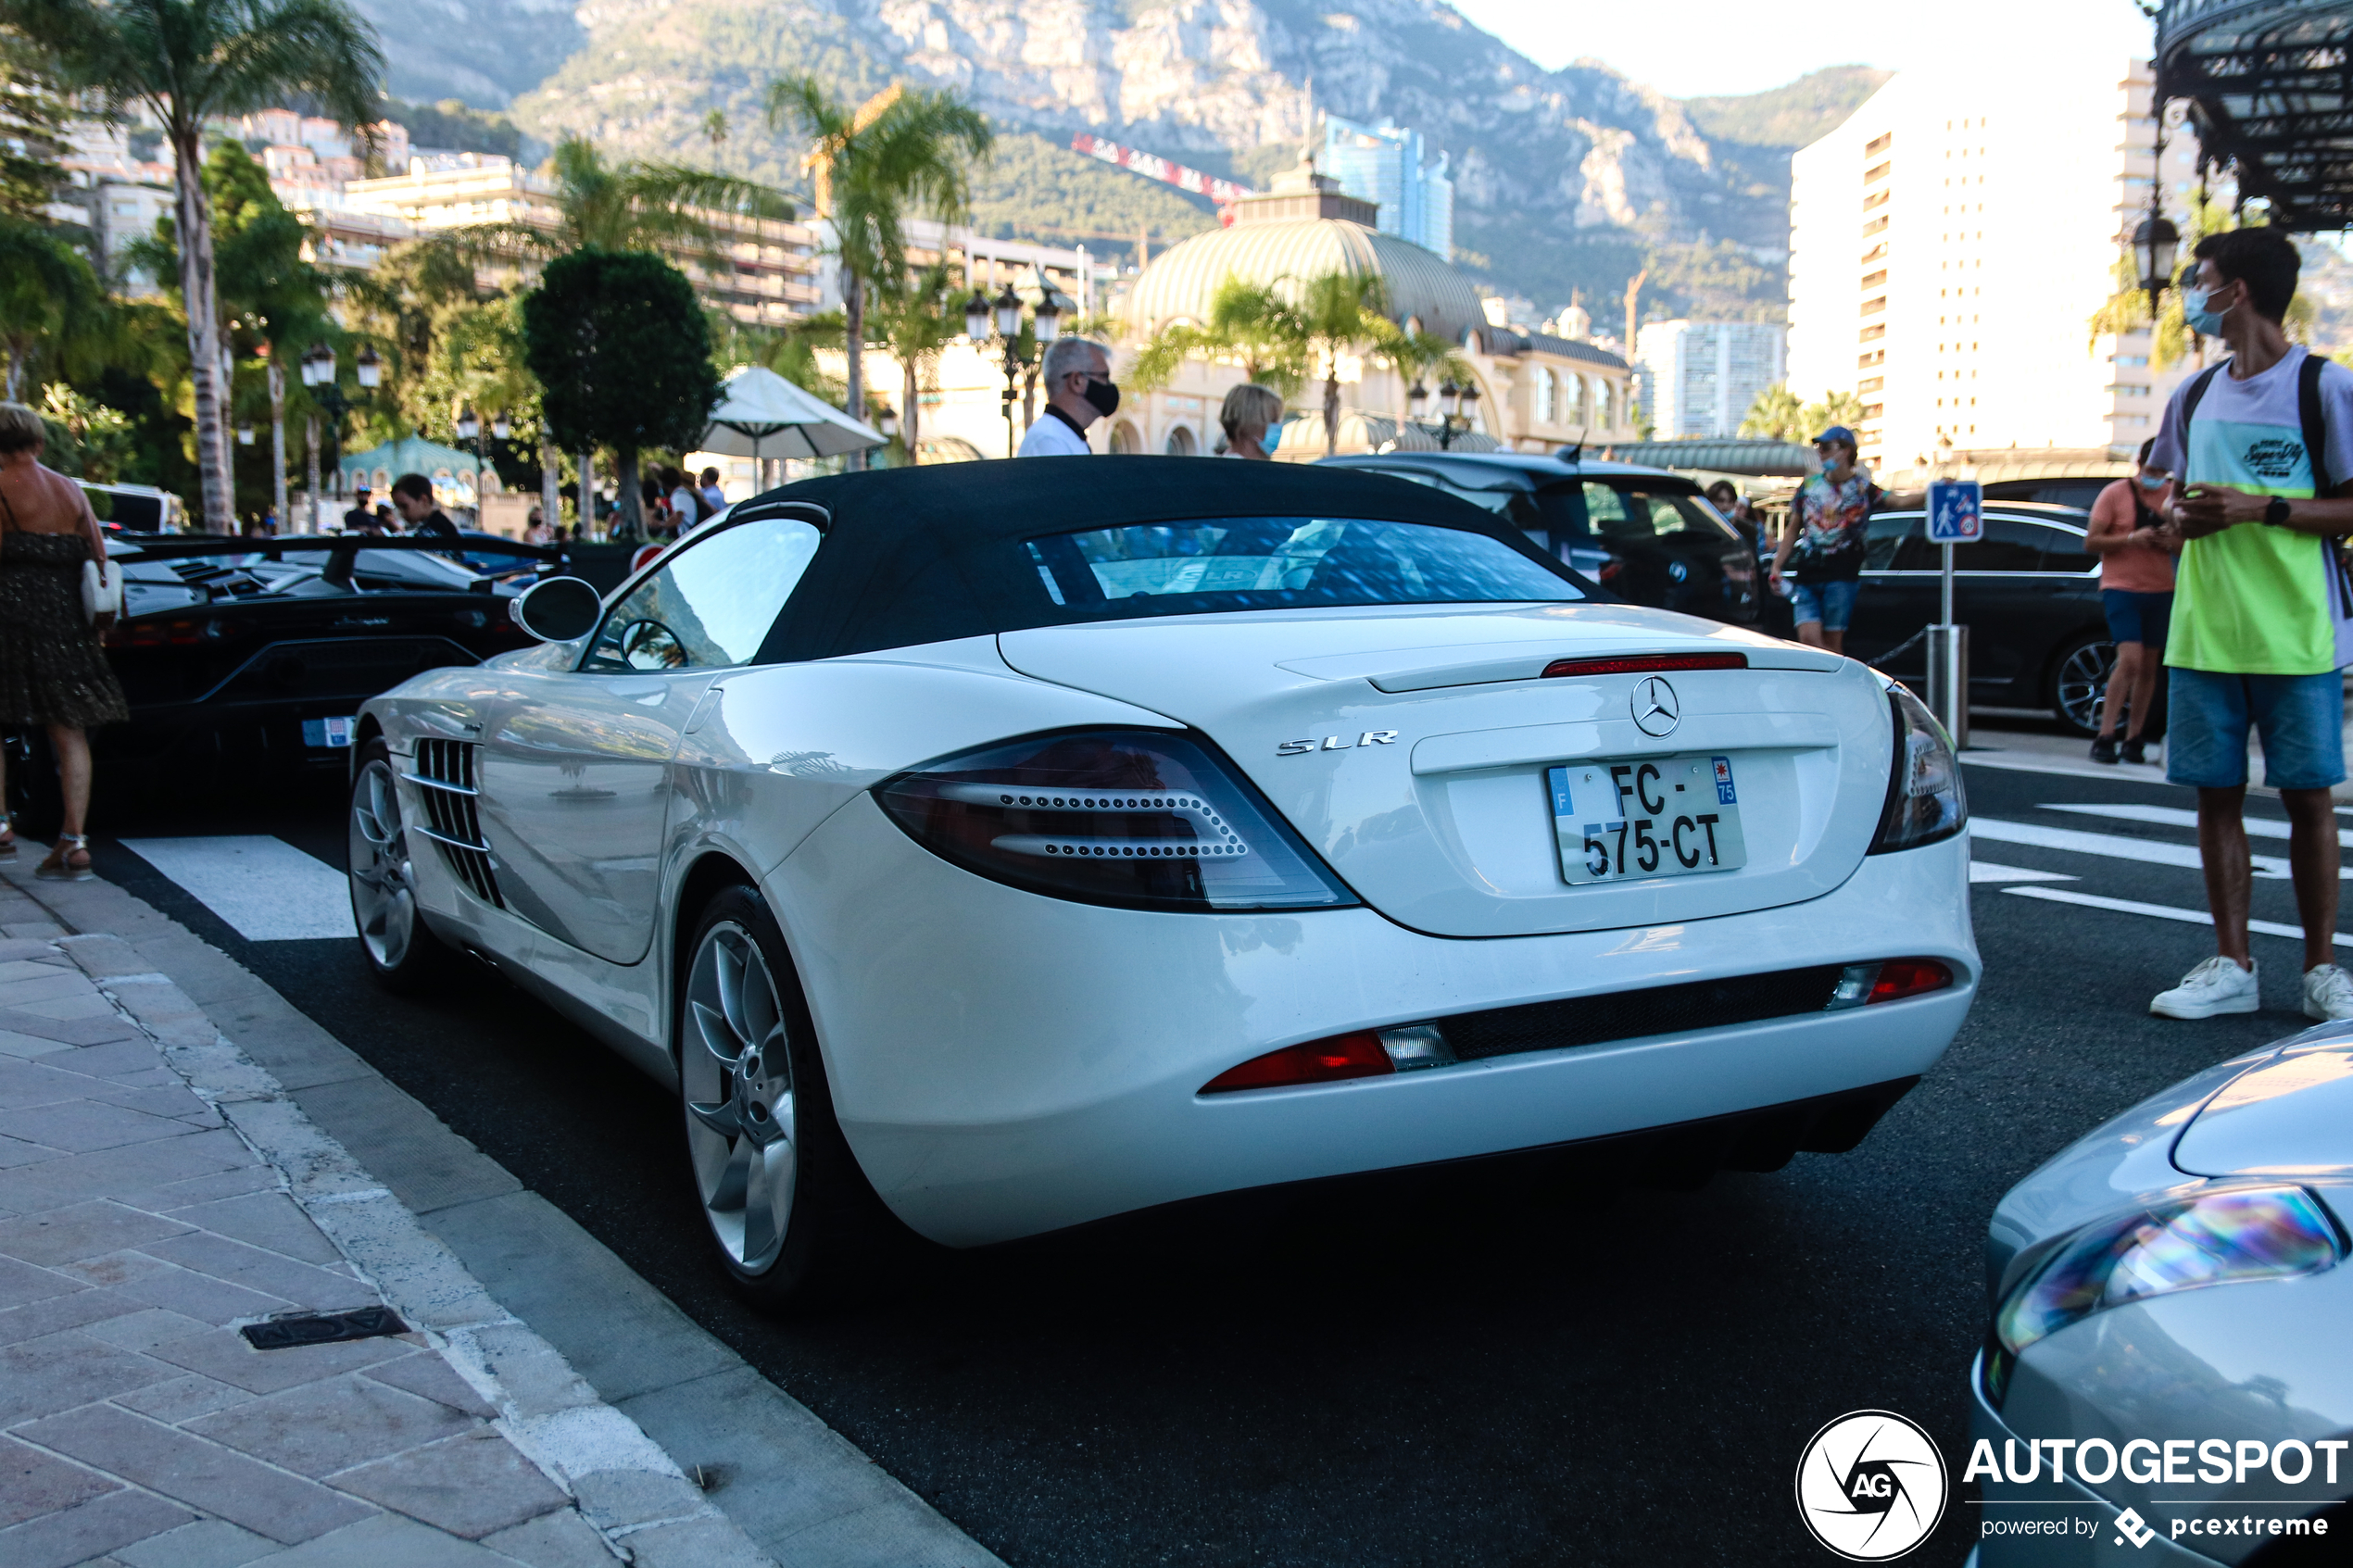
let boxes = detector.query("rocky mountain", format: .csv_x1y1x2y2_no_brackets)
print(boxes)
368,0,1884,320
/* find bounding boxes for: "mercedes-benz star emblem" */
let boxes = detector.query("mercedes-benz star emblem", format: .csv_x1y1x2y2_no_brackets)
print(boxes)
1631,676,1680,737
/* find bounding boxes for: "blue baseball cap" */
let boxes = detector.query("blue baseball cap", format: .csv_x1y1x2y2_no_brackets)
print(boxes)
1813,426,1856,448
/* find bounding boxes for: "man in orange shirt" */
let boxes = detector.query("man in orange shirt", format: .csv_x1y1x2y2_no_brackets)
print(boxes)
2084,438,2180,764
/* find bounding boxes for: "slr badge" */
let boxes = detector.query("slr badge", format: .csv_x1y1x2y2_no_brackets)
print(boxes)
1630,676,1680,737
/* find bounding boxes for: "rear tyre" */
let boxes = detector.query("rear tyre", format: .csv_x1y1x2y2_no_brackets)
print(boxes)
678,884,910,1311
347,738,457,993
2048,633,2115,736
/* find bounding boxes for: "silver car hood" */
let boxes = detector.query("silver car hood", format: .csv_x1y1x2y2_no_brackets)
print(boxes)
2173,1036,2353,1179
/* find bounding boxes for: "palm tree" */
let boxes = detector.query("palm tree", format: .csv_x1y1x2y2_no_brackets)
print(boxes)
461,136,793,259
766,76,991,468
866,268,959,460
4,0,382,531
1740,383,1807,443
1128,275,1309,398
1297,270,1390,456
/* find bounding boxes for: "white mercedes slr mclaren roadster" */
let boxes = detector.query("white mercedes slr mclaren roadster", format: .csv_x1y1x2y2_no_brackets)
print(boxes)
346,458,1977,1305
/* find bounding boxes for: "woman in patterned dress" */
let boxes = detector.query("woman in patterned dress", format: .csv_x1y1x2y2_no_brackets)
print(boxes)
0,403,129,880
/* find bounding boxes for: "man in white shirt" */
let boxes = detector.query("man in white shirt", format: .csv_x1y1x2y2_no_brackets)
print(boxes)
1016,338,1118,457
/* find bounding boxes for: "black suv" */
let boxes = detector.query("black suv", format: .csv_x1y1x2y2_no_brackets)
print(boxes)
1318,451,1759,624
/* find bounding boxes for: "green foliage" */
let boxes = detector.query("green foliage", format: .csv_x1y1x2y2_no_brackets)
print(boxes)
708,309,843,404
1680,67,1893,148
0,212,111,398
1127,275,1308,397
38,383,135,479
378,96,525,161
1639,238,1786,324
523,248,718,532
0,25,70,222
1740,383,1806,443
406,294,539,451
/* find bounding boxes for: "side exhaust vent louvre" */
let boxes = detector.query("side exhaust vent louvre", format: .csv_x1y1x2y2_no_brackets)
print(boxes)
412,739,503,909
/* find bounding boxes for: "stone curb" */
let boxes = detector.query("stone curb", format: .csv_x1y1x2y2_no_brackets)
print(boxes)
9,871,774,1568
4,853,1006,1568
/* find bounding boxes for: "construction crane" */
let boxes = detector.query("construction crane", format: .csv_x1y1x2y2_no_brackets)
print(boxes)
1070,133,1254,225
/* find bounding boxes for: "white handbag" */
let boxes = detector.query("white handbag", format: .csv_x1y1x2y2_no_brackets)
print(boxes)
81,556,121,622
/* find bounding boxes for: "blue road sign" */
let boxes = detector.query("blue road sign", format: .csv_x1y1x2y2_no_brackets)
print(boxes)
1927,479,1983,543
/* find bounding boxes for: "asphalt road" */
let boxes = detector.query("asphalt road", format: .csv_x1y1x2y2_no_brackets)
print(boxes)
69,738,2318,1568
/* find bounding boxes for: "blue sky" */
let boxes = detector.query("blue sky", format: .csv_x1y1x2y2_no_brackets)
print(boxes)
1446,0,2158,99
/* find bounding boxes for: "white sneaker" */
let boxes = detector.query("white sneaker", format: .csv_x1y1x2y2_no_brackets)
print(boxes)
2152,956,2260,1020
2304,963,2353,1022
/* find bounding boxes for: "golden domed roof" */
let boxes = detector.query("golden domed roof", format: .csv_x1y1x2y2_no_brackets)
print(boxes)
1123,161,1485,344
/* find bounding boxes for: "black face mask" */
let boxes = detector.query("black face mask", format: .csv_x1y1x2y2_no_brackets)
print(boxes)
1083,376,1121,418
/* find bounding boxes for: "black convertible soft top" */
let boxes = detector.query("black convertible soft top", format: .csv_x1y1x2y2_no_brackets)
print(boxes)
748,457,1581,662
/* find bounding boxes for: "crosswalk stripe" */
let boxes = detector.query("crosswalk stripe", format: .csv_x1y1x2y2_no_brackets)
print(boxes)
2043,801,2353,847
119,836,357,942
2001,884,2353,947
1970,817,2308,879
1968,859,2079,884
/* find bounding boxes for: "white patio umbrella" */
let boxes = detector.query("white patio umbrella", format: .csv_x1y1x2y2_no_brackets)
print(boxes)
698,366,888,472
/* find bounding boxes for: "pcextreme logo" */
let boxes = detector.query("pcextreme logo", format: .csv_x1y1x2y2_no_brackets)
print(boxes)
1795,1410,1950,1561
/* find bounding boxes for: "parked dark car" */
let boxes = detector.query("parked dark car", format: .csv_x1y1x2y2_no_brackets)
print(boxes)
1318,451,1760,625
1842,502,2127,734
4,535,569,827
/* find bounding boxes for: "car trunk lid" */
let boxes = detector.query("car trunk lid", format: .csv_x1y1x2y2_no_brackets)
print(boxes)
998,604,1895,938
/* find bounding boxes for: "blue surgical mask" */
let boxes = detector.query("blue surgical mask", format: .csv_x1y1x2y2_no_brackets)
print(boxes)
2137,470,2168,490
2183,285,2228,337
1263,421,1282,455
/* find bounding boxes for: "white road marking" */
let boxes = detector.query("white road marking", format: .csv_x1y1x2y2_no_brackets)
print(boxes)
1968,860,2079,884
1969,817,2314,880
2002,885,2353,947
1960,751,2168,784
120,836,357,942
2044,801,2353,847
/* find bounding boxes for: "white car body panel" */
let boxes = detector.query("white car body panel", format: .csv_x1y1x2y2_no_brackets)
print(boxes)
363,583,1976,1249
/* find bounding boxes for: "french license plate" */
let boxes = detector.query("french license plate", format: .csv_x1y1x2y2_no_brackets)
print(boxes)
302,716,355,749
1548,754,1748,884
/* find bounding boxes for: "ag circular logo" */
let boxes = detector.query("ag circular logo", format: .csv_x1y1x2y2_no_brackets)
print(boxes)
1794,1410,1948,1561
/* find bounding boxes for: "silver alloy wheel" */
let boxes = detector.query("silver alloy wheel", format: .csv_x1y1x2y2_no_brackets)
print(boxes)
682,922,797,1273
348,759,417,972
2054,638,2116,735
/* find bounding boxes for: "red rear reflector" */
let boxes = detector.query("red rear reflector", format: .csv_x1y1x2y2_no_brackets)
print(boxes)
1542,652,1748,680
1200,1032,1393,1094
1868,958,1952,1004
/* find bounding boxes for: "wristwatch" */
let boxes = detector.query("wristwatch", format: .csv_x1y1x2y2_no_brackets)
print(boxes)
2266,496,2294,526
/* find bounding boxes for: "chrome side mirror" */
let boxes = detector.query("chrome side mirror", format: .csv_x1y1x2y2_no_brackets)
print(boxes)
510,575,602,642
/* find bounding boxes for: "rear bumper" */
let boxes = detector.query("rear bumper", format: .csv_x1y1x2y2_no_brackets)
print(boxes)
774,798,1978,1247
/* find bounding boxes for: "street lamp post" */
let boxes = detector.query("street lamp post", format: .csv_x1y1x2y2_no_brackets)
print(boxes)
967,269,1063,458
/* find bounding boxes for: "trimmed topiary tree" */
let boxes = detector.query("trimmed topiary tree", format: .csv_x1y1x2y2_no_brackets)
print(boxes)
522,247,719,539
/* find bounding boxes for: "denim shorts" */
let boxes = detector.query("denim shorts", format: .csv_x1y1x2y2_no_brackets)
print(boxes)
1790,578,1860,632
2166,667,2348,791
2101,588,2172,647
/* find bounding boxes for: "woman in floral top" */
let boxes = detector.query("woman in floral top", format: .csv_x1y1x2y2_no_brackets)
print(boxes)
1768,424,1874,655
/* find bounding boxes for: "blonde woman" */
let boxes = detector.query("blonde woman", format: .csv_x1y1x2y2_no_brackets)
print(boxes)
0,402,126,880
1218,384,1285,459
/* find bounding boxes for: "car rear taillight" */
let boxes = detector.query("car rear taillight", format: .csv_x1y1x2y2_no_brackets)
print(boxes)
875,728,1358,913
1541,652,1748,679
1824,959,1953,1010
1201,1033,1390,1093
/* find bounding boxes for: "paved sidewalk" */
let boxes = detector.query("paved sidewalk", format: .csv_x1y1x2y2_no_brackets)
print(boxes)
0,865,771,1567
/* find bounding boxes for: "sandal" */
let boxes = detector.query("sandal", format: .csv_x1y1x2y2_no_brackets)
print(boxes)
35,834,93,883
0,812,14,859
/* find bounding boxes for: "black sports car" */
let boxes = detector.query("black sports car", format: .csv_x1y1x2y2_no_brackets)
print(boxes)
6,534,567,825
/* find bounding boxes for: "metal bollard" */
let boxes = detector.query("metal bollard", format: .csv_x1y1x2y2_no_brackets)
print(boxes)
1927,623,1969,750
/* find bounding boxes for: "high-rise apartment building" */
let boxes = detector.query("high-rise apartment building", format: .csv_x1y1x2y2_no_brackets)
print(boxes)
1787,58,2205,475
1322,116,1453,261
1633,320,1789,439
